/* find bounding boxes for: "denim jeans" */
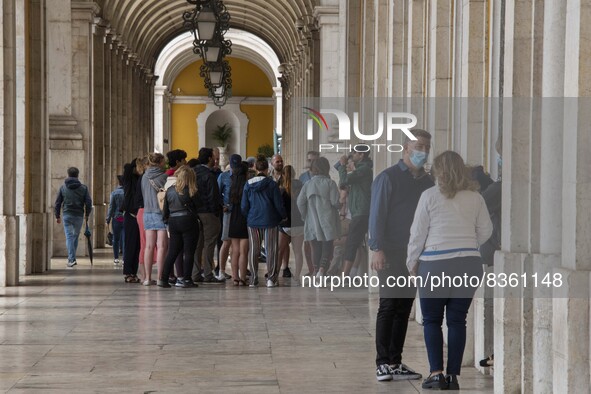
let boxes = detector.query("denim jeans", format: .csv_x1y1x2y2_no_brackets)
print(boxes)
62,214,84,262
111,219,124,259
417,256,483,375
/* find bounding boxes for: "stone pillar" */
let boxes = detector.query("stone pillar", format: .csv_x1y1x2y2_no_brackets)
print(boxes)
494,1,541,392
0,0,20,286
27,0,50,274
92,17,108,246
154,85,168,154
72,2,102,244
103,33,113,216
426,0,453,154
551,0,591,392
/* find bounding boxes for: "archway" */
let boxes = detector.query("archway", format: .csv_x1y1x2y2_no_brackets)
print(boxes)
154,29,282,155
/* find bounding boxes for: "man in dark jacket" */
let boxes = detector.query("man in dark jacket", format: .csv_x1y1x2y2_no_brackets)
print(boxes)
335,151,373,276
241,156,286,287
192,148,223,283
54,167,93,267
369,129,433,382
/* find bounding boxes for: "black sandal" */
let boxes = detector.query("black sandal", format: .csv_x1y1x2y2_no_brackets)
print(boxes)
233,279,240,286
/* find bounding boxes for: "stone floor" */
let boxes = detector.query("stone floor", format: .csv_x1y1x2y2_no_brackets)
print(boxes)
0,250,493,393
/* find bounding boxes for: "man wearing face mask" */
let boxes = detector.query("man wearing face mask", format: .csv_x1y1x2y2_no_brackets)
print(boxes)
369,129,434,382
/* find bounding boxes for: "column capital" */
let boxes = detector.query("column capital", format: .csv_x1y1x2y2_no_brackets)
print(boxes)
92,17,109,37
314,6,339,26
71,1,101,22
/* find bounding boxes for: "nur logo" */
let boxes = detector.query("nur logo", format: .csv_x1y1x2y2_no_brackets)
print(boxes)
303,107,329,135
303,107,418,142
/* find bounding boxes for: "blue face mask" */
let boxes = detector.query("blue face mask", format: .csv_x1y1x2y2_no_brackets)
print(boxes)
410,150,428,169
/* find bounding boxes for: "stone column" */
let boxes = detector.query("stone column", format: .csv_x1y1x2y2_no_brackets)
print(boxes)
551,1,591,392
72,2,102,244
426,0,453,154
47,0,85,259
103,33,113,216
493,1,541,393
154,85,168,154
0,0,20,286
27,0,50,274
92,17,108,246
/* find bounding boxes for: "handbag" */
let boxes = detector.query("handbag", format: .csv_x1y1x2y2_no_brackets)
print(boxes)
149,179,166,211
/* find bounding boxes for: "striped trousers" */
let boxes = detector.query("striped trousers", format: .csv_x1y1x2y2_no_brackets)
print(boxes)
248,226,279,285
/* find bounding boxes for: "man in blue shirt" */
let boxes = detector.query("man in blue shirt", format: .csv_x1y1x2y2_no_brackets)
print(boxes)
368,129,433,382
54,167,93,267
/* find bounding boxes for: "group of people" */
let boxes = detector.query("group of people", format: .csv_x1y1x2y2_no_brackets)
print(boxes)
54,128,501,390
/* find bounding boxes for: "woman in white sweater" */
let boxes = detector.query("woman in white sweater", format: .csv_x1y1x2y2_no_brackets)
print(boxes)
407,151,492,391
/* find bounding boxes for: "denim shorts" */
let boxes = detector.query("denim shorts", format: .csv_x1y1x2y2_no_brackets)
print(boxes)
143,211,166,231
221,212,230,241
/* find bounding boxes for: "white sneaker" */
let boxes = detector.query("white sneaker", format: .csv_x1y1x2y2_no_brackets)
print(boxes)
66,260,77,268
142,280,151,286
114,259,120,265
266,279,278,288
315,268,324,278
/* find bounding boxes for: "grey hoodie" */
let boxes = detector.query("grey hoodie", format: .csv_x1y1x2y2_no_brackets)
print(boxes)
140,167,168,213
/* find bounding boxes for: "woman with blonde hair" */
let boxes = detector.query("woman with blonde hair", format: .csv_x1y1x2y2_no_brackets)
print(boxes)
406,151,492,390
140,152,168,286
158,165,201,288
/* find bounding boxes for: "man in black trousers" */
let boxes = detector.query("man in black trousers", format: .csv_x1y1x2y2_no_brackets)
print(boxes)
368,129,433,382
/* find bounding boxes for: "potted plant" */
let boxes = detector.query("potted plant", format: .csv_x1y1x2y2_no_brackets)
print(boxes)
212,123,233,168
257,143,274,158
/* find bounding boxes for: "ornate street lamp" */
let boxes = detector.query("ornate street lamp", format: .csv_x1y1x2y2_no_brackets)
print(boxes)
182,0,233,107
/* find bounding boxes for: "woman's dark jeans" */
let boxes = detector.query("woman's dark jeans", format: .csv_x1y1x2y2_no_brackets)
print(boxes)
417,256,483,375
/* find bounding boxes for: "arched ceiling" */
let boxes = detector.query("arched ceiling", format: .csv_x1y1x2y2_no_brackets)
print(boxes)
98,0,317,69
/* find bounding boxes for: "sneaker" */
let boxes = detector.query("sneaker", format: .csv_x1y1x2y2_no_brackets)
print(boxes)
315,268,325,278
422,373,447,389
157,280,171,288
143,280,151,286
282,267,292,278
175,278,184,287
202,274,224,284
446,375,460,390
249,278,259,288
215,272,227,281
168,276,177,286
113,259,120,265
266,279,278,288
66,260,77,268
224,272,232,280
180,279,196,288
376,364,394,381
391,364,422,381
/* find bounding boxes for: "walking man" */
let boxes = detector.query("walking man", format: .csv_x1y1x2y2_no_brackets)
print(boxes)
369,129,433,381
54,167,93,267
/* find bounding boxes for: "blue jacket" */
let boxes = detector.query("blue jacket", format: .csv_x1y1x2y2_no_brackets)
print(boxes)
106,186,125,224
241,175,286,228
217,170,232,207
